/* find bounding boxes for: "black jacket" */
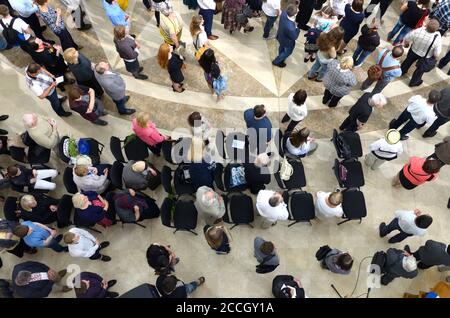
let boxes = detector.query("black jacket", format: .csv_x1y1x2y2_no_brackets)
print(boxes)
435,87,450,119
12,261,53,298
417,240,450,266
357,24,380,52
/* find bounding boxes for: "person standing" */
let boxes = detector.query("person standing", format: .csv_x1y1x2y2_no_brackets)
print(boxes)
272,275,305,298
365,129,403,170
194,186,226,225
68,85,108,126
94,61,136,115
262,0,281,39
244,105,272,143
281,89,307,132
389,90,439,140
0,4,33,51
256,190,289,228
379,209,432,243
337,0,365,54
159,6,183,48
272,4,300,68
197,0,218,40
423,87,450,137
364,0,393,21
353,20,380,67
221,0,254,34
401,19,442,87
437,49,450,75
13,221,69,253
74,272,119,298
22,113,59,149
339,93,387,132
321,248,353,275
322,57,357,108
103,0,130,32
157,43,185,92
360,46,403,94
156,275,205,298
381,248,418,286
25,63,72,117
392,156,442,189
113,25,148,80
432,136,450,166
295,0,315,30
63,227,111,261
203,222,231,254
409,240,450,270
429,0,450,35
8,0,51,42
254,237,280,270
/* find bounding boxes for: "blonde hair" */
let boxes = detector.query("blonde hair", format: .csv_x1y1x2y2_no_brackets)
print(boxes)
20,195,36,211
113,25,126,41
329,191,343,206
190,15,203,37
72,193,86,209
74,165,88,177
132,161,146,172
63,48,79,65
136,111,150,128
205,225,225,250
157,43,171,69
340,56,354,70
63,231,76,244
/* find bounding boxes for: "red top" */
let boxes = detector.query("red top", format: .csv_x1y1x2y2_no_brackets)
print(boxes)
402,156,438,186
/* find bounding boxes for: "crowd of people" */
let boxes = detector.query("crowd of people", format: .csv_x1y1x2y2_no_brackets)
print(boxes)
0,0,449,298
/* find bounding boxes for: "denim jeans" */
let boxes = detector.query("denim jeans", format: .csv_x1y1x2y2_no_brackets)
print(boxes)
353,45,373,67
199,8,214,37
273,45,295,65
438,50,450,71
263,15,277,38
113,96,128,114
46,89,66,116
47,237,69,253
388,19,412,45
308,58,328,80
185,281,199,295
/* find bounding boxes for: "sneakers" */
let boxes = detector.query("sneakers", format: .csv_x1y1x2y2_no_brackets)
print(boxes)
100,255,112,262
133,73,148,80
107,280,117,289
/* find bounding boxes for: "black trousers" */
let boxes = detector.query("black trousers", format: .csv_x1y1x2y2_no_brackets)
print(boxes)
147,141,163,155
411,251,434,269
21,14,45,40
295,0,315,30
401,49,421,75
390,109,422,137
382,218,413,243
364,0,393,19
56,28,78,51
339,115,358,132
281,113,300,132
423,114,450,137
78,77,104,98
322,89,343,108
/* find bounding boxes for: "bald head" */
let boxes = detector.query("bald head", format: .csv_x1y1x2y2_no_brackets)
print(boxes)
22,114,38,128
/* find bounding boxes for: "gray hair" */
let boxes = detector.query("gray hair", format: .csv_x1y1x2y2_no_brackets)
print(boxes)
402,256,417,272
201,191,216,207
15,271,32,286
286,4,298,17
22,113,37,128
269,195,280,207
370,93,387,107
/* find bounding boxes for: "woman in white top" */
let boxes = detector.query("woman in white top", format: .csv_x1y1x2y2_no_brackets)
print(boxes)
365,129,403,170
281,89,308,132
330,0,352,18
190,15,209,55
285,127,318,158
315,191,344,219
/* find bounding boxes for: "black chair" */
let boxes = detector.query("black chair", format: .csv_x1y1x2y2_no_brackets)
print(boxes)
73,211,102,234
161,137,192,164
275,159,307,190
63,167,78,194
3,196,19,221
333,158,365,188
27,146,51,166
331,129,363,160
215,130,226,160
110,135,148,163
160,197,175,228
110,136,126,163
161,165,174,195
119,284,160,298
110,161,124,189
56,194,73,228
84,138,105,165
214,163,248,192
340,189,367,225
283,191,315,226
173,199,198,235
161,165,195,196
9,147,28,164
223,193,254,229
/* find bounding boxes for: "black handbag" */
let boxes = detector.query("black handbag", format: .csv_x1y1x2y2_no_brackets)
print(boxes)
256,254,278,274
416,34,438,72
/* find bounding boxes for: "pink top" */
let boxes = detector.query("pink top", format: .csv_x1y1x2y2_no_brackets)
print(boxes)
131,118,165,146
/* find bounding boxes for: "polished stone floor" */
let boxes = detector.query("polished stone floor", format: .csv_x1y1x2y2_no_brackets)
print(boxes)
0,0,449,298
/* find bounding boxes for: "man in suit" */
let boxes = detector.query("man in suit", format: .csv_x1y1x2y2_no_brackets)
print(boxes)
272,4,300,68
94,61,135,115
406,240,450,270
381,248,418,286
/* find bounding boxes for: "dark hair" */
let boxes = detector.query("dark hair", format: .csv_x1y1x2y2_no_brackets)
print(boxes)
13,225,29,238
0,4,10,16
422,158,442,174
351,0,364,12
26,63,41,75
293,89,307,105
392,46,404,58
268,195,280,207
105,0,114,4
253,105,266,118
7,165,19,177
27,37,39,51
198,49,217,74
447,245,450,254
289,128,310,147
161,275,178,293
418,0,431,7
188,112,202,127
427,90,441,104
146,244,170,272
35,0,48,5
415,215,433,229
336,253,354,271
286,4,298,17
260,241,275,255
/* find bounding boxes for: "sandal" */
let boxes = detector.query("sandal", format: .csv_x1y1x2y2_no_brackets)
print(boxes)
197,277,206,286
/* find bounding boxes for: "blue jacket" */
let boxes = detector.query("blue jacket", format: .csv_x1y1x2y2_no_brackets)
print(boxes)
12,261,53,298
276,11,300,48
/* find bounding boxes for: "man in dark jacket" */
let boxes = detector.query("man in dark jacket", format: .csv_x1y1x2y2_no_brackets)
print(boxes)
272,275,305,298
381,248,418,286
156,274,205,298
407,240,450,270
272,4,300,68
73,272,118,298
430,136,450,165
423,87,450,137
12,261,71,298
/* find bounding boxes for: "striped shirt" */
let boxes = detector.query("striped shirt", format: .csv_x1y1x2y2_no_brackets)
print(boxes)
25,71,55,97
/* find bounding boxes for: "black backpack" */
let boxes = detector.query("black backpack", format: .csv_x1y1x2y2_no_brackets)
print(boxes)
256,254,278,274
336,134,352,159
0,17,20,45
315,245,332,261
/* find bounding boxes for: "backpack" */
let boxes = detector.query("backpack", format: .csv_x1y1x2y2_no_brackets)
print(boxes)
415,9,429,29
367,50,399,81
315,245,332,261
336,134,352,159
256,254,279,274
0,17,20,45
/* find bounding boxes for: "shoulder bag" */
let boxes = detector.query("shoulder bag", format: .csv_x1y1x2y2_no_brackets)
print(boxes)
416,34,438,73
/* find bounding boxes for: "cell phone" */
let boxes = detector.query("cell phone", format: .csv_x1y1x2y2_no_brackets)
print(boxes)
55,76,64,84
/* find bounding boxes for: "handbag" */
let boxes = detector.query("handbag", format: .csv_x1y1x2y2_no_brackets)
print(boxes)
315,245,332,261
279,157,293,181
339,163,348,181
256,254,278,274
416,34,438,73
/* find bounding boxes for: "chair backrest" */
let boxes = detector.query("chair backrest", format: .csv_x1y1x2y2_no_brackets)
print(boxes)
213,163,225,192
342,190,367,219
161,140,175,164
124,136,149,161
3,196,19,221
227,193,254,224
275,129,284,157
119,283,160,298
9,146,27,163
56,194,73,227
173,164,195,195
85,138,104,165
27,146,51,165
225,131,249,162
160,197,174,228
161,166,174,195
174,200,197,230
215,130,226,159
63,167,78,194
110,136,126,163
110,161,124,189
225,163,248,192
58,136,71,164
288,191,315,221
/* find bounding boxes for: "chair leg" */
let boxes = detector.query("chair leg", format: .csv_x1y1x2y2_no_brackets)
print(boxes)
230,224,238,230
173,228,179,234
337,219,351,226
89,227,102,234
288,221,298,227
247,223,254,228
188,230,198,236
359,218,362,224
135,222,147,228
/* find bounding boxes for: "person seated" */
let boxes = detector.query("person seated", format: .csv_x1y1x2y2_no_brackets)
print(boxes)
72,191,115,228
187,137,215,191
146,243,179,275
203,222,231,254
122,160,159,190
13,221,68,253
244,153,271,194
63,227,111,262
156,274,205,298
194,186,225,225
68,85,108,126
315,190,344,219
112,189,160,223
320,248,354,275
18,194,59,225
272,275,305,298
6,165,57,191
285,127,318,158
73,164,110,194
73,272,119,298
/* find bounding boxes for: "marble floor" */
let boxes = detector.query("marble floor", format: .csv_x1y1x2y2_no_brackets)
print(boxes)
0,0,449,298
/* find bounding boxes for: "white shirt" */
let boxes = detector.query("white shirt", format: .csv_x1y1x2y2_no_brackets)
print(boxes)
287,93,307,122
405,28,442,58
330,0,351,16
262,0,281,17
67,228,99,258
315,191,343,219
369,138,403,159
406,95,437,125
286,139,311,156
395,210,427,236
193,30,208,49
256,190,289,222
8,0,38,18
0,16,31,40
197,0,216,10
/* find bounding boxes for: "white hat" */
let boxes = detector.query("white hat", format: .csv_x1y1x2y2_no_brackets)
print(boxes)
385,129,401,145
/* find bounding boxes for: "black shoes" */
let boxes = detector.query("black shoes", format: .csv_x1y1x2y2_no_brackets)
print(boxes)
107,280,117,289
379,223,387,237
100,255,111,262
400,135,409,140
0,115,9,121
423,131,437,138
60,112,72,117
78,24,92,31
0,129,7,135
119,108,136,115
124,95,130,103
59,96,67,103
93,119,108,126
133,73,148,80
99,241,110,249
272,61,286,68
138,66,144,73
